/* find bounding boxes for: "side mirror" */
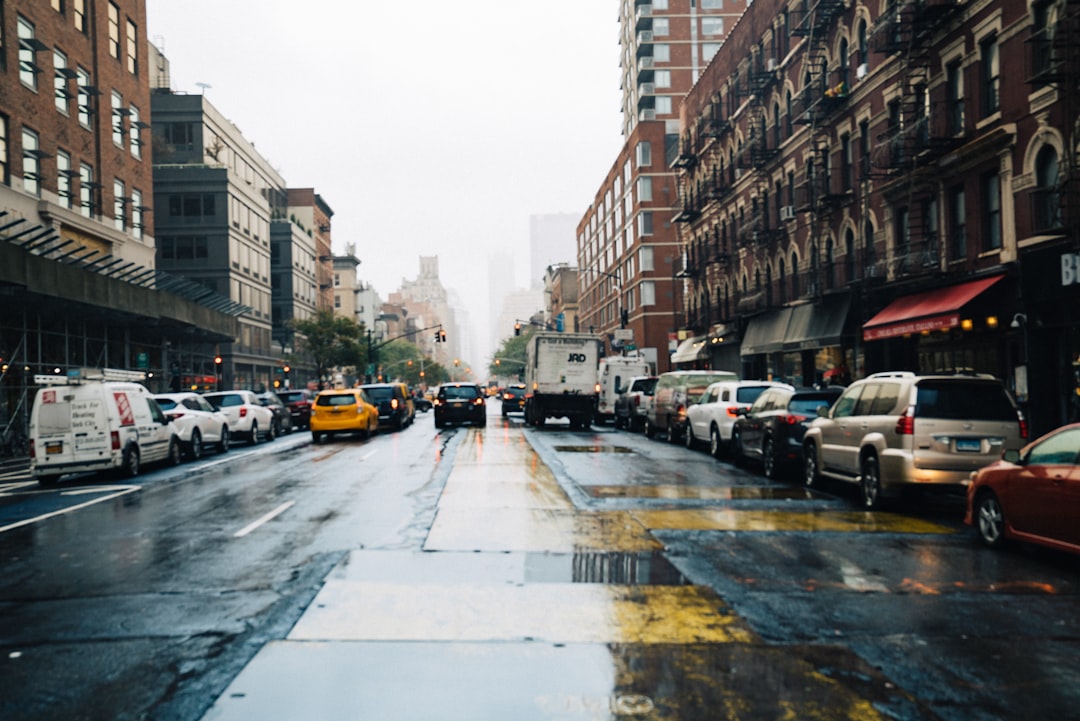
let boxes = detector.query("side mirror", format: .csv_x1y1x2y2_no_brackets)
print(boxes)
1003,449,1021,464
816,405,830,418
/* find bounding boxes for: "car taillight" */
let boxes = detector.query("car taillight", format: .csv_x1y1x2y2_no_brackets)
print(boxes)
166,411,184,420
240,407,248,418
726,406,742,417
783,413,807,425
473,397,484,406
632,396,640,407
434,399,443,407
895,406,915,435
1018,411,1028,440
595,384,601,394
111,431,121,451
391,398,399,410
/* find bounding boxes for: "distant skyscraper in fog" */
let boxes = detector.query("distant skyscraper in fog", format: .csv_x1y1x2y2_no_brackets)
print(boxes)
529,214,578,290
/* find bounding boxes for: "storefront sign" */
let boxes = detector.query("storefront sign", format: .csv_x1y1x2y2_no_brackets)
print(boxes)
1062,252,1080,288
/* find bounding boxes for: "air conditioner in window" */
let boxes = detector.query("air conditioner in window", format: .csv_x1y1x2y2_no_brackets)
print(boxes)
857,63,868,80
766,58,778,72
780,205,796,221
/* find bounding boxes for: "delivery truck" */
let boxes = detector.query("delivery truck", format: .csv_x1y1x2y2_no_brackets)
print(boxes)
524,332,603,429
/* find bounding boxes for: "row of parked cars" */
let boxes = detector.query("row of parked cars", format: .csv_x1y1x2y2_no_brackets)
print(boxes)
614,369,1080,557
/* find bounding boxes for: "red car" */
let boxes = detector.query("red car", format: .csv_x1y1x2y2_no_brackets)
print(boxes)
966,423,1080,554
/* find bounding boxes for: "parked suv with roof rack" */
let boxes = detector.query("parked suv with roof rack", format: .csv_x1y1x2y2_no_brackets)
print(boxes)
802,372,1027,509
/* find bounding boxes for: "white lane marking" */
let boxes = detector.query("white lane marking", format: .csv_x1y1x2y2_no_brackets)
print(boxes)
0,485,140,534
360,449,377,462
839,561,889,592
233,500,296,538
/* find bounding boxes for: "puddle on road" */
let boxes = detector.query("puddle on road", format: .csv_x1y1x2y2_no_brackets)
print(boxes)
584,484,823,501
553,445,635,453
632,508,956,534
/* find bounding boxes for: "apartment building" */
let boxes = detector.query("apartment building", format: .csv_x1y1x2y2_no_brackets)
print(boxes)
673,0,1080,435
0,1,238,427
579,0,744,373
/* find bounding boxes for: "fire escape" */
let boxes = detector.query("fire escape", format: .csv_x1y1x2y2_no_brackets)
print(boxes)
1024,1,1080,250
867,0,963,281
791,0,849,300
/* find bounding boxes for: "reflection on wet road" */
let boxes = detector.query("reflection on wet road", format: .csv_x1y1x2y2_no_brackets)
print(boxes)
203,421,921,721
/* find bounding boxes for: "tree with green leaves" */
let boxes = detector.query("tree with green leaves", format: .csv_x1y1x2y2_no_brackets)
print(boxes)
488,326,534,380
290,310,366,388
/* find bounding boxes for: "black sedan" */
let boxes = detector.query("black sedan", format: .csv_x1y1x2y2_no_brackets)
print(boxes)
731,386,845,480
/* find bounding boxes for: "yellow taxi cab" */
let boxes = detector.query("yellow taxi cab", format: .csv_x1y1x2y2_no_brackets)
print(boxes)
310,388,379,443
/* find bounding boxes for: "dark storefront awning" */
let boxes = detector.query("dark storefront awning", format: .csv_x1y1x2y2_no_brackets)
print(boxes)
741,308,793,355
671,335,708,363
783,295,851,351
862,275,1005,341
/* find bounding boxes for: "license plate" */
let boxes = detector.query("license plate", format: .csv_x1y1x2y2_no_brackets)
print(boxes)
45,441,63,455
956,438,981,453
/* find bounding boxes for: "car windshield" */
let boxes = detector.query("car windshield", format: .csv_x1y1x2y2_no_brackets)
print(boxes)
915,380,1017,421
317,394,356,407
636,379,658,394
208,394,243,408
735,386,771,403
278,392,306,403
365,387,393,401
443,386,480,400
789,396,835,415
155,398,179,410
506,388,525,398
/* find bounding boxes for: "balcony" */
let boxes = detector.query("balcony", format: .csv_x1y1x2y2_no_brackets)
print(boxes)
737,212,785,247
746,61,780,97
673,138,697,169
792,76,849,126
790,0,846,38
673,188,702,223
870,107,962,173
869,0,961,54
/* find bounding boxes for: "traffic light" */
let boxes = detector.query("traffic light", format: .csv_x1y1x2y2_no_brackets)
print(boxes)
514,322,521,336
283,364,290,374
439,329,447,343
434,331,441,343
214,355,222,365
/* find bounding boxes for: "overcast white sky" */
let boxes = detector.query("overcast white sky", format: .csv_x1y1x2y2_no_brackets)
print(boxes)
146,1,625,363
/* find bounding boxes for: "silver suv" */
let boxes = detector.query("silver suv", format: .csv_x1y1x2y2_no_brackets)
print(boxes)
802,372,1027,508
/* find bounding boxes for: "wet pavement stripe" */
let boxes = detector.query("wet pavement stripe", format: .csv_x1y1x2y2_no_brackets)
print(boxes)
288,580,757,644
584,484,823,500
631,508,956,534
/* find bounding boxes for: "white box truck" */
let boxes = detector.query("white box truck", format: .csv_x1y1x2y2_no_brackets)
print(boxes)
595,353,653,425
524,332,603,429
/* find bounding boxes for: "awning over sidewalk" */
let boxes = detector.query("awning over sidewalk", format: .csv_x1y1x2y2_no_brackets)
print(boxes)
671,335,708,363
741,308,793,355
862,275,1005,340
782,295,851,351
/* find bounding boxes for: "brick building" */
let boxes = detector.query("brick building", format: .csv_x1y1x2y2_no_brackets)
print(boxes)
673,0,1080,435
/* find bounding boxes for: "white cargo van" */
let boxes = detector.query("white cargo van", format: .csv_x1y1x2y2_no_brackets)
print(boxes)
29,368,182,486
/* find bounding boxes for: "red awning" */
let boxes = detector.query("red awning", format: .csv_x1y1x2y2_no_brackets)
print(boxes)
863,275,1005,341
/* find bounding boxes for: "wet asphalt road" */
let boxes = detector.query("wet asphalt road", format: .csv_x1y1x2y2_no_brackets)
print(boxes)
0,404,1078,720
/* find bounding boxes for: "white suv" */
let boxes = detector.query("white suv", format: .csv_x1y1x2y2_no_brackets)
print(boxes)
203,390,277,445
802,372,1027,508
685,380,793,456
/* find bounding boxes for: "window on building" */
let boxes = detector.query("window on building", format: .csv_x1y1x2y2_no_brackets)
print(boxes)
131,188,143,239
980,34,999,117
654,70,671,88
702,17,724,36
653,18,669,36
76,67,92,128
1033,145,1061,232
113,179,125,231
54,50,70,114
160,236,208,261
703,43,721,62
1031,1,1056,85
21,127,40,197
949,185,966,260
655,96,672,115
857,19,869,77
636,141,651,167
859,118,871,179
0,115,8,186
845,229,856,284
840,133,852,191
638,211,653,237
895,206,910,265
108,3,120,58
638,176,653,202
57,149,72,208
129,105,141,158
653,0,668,9
654,44,670,63
983,172,1001,250
640,281,656,306
946,60,964,135
164,122,194,147
52,0,64,11
785,91,793,136
17,16,40,90
111,91,124,146
639,245,654,271
73,0,86,32
168,193,217,219
126,19,138,74
701,0,722,8
79,163,93,217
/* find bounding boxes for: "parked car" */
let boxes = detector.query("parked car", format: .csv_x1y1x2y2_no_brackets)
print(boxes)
730,386,845,478
256,391,293,435
412,389,432,413
29,369,183,485
309,388,379,442
646,370,739,443
966,423,1080,554
360,383,414,430
684,380,793,454
434,383,486,428
614,376,657,432
802,372,1027,508
154,392,231,459
277,389,315,429
203,390,278,445
501,384,527,416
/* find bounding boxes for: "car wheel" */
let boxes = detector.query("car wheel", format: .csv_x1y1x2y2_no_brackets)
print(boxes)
861,453,883,509
217,427,230,453
709,425,722,458
121,445,140,478
763,438,778,479
435,419,444,429
975,492,1007,549
189,429,203,460
267,419,278,442
312,431,322,443
644,420,655,439
477,420,487,428
248,421,260,446
167,437,183,466
731,429,745,467
803,442,820,488
684,424,695,450
666,420,680,445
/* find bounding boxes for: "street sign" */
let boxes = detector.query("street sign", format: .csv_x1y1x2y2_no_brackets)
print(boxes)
614,329,634,341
